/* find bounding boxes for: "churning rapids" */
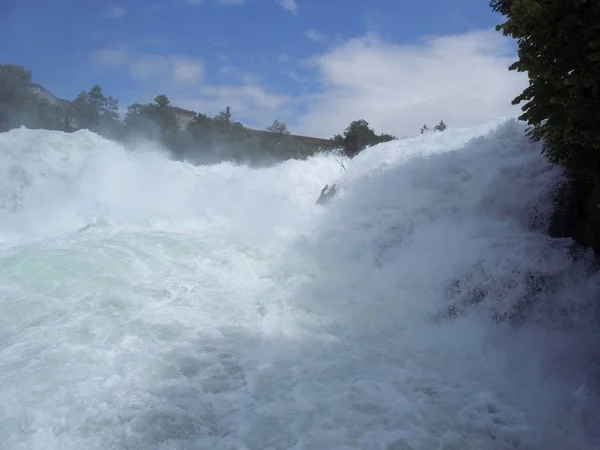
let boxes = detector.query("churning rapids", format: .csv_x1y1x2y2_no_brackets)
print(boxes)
1,120,600,450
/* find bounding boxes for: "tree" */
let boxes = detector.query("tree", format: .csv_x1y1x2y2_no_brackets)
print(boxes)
86,85,119,121
122,94,181,154
421,121,447,134
150,95,179,134
0,63,341,166
125,95,178,134
330,134,344,149
434,120,447,132
212,109,233,134
377,133,397,143
186,112,213,144
266,119,290,135
0,65,75,131
340,119,378,157
73,84,120,137
184,110,257,163
0,65,32,129
329,119,397,158
490,0,512,16
0,64,38,131
492,0,600,172
154,94,170,109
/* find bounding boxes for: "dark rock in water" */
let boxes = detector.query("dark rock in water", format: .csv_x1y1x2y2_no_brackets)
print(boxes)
435,270,561,327
317,184,337,205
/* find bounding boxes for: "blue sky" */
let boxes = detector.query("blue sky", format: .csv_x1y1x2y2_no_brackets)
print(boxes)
1,0,526,138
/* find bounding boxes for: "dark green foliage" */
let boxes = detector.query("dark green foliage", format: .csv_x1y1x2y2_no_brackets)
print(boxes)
377,133,397,143
266,119,290,135
185,112,214,151
343,119,377,157
494,0,600,172
73,84,121,138
0,64,67,131
331,119,397,158
185,109,254,163
0,65,32,128
261,120,324,161
421,121,447,134
124,95,178,137
258,130,293,160
489,0,512,15
0,63,407,167
331,134,344,149
123,94,185,156
492,0,600,255
31,99,67,131
434,120,447,132
185,115,327,165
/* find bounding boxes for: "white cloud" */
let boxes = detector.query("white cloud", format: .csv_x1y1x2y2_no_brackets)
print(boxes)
172,85,292,129
218,65,261,84
291,29,527,138
202,85,289,110
285,70,308,83
219,65,238,75
278,0,297,15
304,29,326,42
93,48,128,66
104,4,126,18
93,48,204,86
92,28,526,139
171,57,205,84
92,48,288,128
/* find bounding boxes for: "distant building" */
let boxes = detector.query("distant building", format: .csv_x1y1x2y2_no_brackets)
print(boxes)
28,83,59,104
169,103,333,148
28,83,79,130
29,83,75,111
172,106,196,130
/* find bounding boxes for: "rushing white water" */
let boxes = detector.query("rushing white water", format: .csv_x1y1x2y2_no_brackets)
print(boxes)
1,121,600,450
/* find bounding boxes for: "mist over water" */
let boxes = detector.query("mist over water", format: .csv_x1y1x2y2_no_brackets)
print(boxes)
1,120,600,449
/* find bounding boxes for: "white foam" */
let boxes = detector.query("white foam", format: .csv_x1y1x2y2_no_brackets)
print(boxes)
0,120,599,449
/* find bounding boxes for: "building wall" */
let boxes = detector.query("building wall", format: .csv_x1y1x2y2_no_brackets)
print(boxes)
29,84,60,105
28,84,79,130
172,107,197,130
174,112,195,130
